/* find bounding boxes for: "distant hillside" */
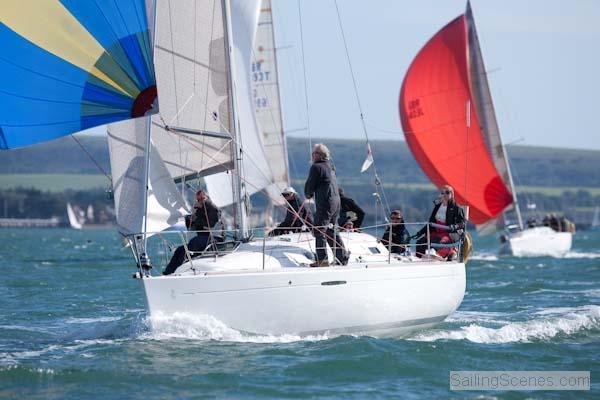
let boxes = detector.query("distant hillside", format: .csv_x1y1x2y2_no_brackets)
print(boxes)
285,138,600,188
1,135,600,188
0,135,110,175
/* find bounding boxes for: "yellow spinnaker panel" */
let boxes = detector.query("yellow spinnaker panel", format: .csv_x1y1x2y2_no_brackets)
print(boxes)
0,0,135,97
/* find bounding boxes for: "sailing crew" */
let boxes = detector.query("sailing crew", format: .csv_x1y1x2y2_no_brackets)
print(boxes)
338,187,365,230
268,187,313,236
163,190,221,275
414,185,465,259
381,210,411,254
304,143,348,267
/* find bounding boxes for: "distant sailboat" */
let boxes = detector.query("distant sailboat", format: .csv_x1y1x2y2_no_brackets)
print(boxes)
592,206,600,231
66,203,83,230
399,1,572,257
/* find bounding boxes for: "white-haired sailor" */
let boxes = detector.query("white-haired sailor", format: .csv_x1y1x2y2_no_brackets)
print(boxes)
304,143,349,267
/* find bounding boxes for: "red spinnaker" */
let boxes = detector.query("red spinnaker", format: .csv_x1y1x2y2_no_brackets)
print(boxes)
399,15,513,224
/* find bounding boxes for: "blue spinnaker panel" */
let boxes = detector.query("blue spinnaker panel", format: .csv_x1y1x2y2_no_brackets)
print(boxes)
0,0,156,149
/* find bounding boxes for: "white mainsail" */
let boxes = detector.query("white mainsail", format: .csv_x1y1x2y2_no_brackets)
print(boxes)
205,0,280,209
151,0,235,182
108,0,240,235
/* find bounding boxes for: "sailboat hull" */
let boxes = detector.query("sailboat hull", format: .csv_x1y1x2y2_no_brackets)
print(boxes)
141,262,465,338
500,227,572,257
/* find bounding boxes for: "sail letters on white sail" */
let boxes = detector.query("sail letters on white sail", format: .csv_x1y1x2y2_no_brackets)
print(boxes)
252,0,289,199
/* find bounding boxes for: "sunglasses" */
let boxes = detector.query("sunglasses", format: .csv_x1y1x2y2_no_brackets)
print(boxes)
440,190,452,195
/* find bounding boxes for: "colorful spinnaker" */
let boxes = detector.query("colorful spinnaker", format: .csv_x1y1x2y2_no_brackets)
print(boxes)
0,0,156,149
399,3,514,225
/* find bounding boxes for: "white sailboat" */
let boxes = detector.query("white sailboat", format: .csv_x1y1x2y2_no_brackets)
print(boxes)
66,202,83,230
591,206,600,231
399,1,571,258
0,0,465,337
115,0,465,337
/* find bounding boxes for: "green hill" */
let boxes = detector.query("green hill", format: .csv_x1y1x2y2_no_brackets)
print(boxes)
1,135,599,189
1,135,598,226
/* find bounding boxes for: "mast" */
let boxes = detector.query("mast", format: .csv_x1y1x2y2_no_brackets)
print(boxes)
465,1,523,230
141,0,158,246
222,0,249,238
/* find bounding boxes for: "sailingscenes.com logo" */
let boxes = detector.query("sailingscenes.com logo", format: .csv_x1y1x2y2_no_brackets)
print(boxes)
449,371,590,391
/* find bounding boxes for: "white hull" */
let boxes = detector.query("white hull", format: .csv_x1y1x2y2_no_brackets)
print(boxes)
140,232,466,337
500,226,572,257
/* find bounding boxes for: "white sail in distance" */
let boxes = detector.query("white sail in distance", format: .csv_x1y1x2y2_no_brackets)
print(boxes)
252,0,289,199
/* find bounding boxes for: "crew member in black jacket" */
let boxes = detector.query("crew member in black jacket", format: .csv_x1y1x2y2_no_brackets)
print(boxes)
164,190,220,275
338,187,365,229
381,210,411,254
304,143,348,267
269,186,312,236
414,185,465,258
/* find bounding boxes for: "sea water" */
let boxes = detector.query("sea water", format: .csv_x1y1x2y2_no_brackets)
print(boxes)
0,228,598,399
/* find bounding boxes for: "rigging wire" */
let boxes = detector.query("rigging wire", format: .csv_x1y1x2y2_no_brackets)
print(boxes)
296,0,313,160
332,0,390,216
70,135,112,184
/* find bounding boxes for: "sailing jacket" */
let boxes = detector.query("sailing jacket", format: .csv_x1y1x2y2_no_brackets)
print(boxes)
339,195,365,228
417,201,465,237
304,159,340,223
381,223,411,253
187,200,220,232
278,195,313,228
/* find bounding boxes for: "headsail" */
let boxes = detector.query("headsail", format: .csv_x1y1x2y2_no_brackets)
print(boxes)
108,117,188,236
0,1,156,149
399,8,513,225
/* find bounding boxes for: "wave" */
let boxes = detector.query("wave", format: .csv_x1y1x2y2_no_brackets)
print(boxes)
413,305,600,344
564,251,600,259
64,316,122,324
142,312,329,343
469,252,498,261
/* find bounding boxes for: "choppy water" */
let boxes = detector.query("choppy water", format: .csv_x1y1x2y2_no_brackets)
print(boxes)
0,228,598,399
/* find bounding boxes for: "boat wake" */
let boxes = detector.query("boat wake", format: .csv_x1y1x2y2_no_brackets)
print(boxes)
563,251,600,259
142,312,330,343
412,305,600,344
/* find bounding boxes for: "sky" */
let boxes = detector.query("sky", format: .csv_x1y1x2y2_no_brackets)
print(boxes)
269,0,600,151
